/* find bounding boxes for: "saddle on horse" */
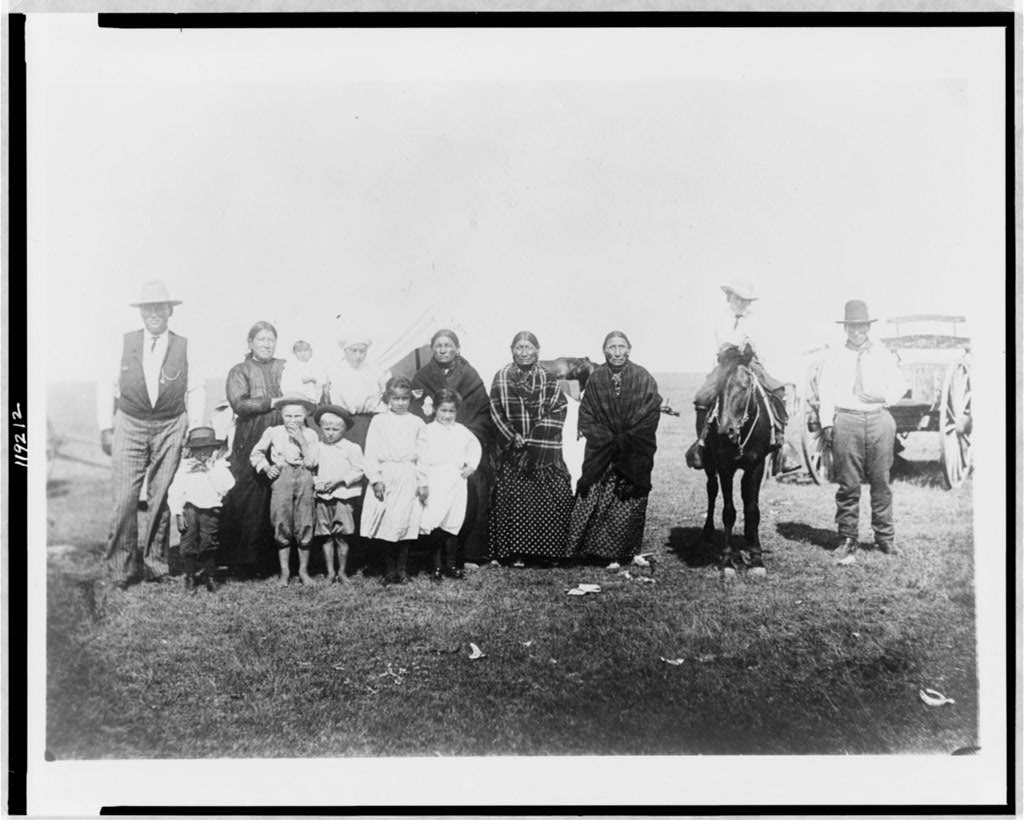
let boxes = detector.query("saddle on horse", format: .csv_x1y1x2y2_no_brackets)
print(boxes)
686,345,789,470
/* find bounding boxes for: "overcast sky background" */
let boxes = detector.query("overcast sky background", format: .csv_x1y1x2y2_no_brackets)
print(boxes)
27,17,1005,388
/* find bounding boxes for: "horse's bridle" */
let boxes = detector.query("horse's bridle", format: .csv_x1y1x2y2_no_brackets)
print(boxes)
720,365,761,460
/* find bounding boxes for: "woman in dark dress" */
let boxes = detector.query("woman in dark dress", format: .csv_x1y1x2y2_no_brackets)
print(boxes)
488,331,574,564
568,331,662,565
410,329,494,562
219,321,285,576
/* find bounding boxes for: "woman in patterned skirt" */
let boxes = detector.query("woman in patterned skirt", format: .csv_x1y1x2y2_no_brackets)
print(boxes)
568,331,661,566
488,331,574,564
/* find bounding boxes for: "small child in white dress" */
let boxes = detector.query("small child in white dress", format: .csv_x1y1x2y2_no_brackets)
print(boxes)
281,339,326,405
417,388,482,581
360,377,426,585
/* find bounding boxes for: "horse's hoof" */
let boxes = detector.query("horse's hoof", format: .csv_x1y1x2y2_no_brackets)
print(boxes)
749,566,767,578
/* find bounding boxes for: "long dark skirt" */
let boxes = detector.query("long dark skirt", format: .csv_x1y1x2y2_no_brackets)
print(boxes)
568,470,649,562
489,458,573,561
219,412,277,572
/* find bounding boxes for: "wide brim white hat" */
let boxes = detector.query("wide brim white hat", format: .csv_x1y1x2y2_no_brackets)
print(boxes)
129,279,182,307
720,279,758,301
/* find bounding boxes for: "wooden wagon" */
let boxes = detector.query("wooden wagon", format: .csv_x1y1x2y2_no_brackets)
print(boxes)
797,314,972,490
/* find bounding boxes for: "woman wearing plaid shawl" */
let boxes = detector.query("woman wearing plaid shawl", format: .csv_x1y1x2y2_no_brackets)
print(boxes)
488,331,574,563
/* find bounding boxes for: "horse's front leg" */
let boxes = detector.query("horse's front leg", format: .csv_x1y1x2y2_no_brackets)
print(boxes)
703,468,718,545
740,461,766,574
719,468,737,573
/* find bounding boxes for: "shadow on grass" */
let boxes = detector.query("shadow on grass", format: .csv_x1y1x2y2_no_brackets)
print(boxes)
890,457,948,489
665,526,718,568
775,521,836,552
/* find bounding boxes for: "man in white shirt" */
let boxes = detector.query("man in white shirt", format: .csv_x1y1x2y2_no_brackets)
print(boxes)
688,279,789,468
817,299,906,564
97,281,205,588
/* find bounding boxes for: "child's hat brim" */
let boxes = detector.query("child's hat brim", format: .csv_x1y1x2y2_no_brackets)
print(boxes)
313,404,354,428
272,394,317,414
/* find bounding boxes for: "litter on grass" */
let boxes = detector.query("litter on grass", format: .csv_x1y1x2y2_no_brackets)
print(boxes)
566,583,602,596
660,657,686,666
617,570,656,584
633,554,652,567
606,562,621,571
919,688,955,707
468,643,486,660
522,640,533,647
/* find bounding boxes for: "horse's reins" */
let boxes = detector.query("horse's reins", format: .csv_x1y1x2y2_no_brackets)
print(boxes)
722,366,764,459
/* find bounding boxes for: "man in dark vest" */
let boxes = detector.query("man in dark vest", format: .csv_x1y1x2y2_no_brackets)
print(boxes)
99,281,205,589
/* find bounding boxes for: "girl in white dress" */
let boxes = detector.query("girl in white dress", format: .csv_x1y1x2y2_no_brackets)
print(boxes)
360,377,426,585
417,389,482,581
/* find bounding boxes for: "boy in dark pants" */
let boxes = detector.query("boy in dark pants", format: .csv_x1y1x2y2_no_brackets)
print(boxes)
168,426,235,592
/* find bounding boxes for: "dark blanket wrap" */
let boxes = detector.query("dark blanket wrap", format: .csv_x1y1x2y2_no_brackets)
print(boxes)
577,361,661,498
410,355,493,447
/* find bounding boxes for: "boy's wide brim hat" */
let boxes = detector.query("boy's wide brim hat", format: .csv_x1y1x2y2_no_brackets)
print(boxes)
186,426,224,448
272,393,317,414
313,404,354,428
720,279,758,301
837,299,877,324
129,279,182,307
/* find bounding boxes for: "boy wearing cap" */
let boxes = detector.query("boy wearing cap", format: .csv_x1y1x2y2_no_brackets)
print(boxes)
818,300,906,565
167,427,235,592
97,280,205,589
312,405,365,583
250,394,320,586
688,280,789,468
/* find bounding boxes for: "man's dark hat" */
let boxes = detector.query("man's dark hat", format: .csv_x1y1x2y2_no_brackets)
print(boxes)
186,426,224,449
313,404,354,428
838,299,877,324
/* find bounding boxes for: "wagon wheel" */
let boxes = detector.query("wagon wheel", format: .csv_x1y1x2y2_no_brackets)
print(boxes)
799,360,833,485
939,356,972,489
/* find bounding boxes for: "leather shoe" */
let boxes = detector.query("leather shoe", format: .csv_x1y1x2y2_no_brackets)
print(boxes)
445,568,465,580
430,569,443,583
875,541,897,556
835,536,858,565
202,574,217,593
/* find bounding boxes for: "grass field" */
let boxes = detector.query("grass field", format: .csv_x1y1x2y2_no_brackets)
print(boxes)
45,374,977,758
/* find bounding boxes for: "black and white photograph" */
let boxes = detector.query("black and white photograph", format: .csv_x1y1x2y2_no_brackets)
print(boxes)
13,7,1014,813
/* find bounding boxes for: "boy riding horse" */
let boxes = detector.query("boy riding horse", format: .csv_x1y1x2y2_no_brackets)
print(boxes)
687,279,789,470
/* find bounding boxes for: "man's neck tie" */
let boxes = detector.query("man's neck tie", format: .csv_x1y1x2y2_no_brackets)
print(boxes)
150,335,159,352
733,315,740,331
853,346,874,402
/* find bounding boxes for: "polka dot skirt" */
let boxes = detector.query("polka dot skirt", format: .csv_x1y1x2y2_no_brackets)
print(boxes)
567,470,649,561
489,459,574,560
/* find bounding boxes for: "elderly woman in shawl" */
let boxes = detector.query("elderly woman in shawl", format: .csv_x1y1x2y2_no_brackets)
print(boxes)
324,328,391,451
568,331,662,566
489,330,574,564
410,329,494,562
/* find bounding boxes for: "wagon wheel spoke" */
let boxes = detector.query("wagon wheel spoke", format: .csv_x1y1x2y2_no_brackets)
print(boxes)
939,356,972,489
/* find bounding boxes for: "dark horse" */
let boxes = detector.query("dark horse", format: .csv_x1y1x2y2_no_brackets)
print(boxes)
702,346,773,576
540,357,597,391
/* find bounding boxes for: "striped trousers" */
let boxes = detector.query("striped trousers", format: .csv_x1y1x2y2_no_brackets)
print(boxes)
105,411,188,584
